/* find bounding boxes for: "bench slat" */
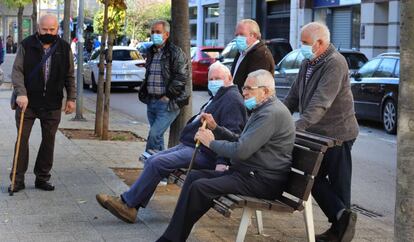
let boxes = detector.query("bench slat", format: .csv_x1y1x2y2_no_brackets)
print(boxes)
213,200,232,217
237,195,272,210
267,199,297,212
285,172,314,201
296,131,339,147
292,146,324,176
295,137,328,152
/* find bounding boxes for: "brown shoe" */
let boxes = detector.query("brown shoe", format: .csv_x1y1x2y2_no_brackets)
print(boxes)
96,193,112,210
105,196,137,223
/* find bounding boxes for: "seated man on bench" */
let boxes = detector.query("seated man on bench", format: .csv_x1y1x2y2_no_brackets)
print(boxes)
156,69,296,242
96,61,247,223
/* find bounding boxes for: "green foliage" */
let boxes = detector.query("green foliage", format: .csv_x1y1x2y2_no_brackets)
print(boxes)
2,0,31,9
93,5,127,35
125,1,171,41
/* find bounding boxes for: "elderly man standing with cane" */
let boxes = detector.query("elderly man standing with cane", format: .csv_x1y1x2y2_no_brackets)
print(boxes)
9,14,76,193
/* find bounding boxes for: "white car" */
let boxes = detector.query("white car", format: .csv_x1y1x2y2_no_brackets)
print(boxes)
83,46,146,91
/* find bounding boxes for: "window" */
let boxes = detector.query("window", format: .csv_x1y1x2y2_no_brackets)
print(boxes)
190,24,197,41
342,53,368,70
221,41,238,59
394,60,400,78
280,51,299,70
204,4,219,46
373,58,397,78
358,58,381,78
293,52,305,69
111,50,143,61
190,47,197,59
201,49,221,59
189,7,197,19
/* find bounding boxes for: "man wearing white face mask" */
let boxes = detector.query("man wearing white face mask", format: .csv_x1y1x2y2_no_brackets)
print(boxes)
96,62,247,224
284,22,359,242
231,19,275,92
138,20,190,152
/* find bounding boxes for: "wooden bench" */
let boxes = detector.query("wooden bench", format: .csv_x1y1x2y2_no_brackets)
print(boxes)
140,131,339,242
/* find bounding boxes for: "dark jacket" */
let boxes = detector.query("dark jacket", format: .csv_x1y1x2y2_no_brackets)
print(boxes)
12,34,76,110
283,44,359,142
180,85,247,165
138,40,190,111
231,41,275,91
210,96,295,181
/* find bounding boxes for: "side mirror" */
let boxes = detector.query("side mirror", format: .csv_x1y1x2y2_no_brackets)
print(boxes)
275,64,281,71
351,71,362,80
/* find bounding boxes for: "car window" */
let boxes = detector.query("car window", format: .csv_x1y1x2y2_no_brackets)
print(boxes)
267,42,292,65
221,42,238,59
112,50,143,61
190,47,197,59
201,49,221,59
280,51,299,70
292,51,305,69
342,53,368,70
358,58,381,78
373,58,397,78
394,60,400,78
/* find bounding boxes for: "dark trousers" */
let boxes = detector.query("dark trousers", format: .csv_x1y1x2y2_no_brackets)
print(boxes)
10,108,61,184
311,140,355,223
161,169,286,242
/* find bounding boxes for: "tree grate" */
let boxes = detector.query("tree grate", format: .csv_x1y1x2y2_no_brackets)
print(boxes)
351,204,383,218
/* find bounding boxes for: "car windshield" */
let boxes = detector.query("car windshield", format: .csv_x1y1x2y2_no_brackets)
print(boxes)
201,49,221,59
342,53,368,70
112,50,143,61
221,42,238,59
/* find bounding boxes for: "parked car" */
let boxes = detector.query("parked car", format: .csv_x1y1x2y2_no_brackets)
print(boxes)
274,48,368,100
83,46,146,92
218,38,292,71
191,46,224,88
351,52,399,134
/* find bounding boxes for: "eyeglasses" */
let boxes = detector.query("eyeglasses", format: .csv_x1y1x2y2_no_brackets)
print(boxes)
241,86,265,91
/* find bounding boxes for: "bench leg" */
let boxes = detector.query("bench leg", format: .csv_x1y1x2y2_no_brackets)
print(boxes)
236,207,253,242
303,195,315,242
255,210,263,235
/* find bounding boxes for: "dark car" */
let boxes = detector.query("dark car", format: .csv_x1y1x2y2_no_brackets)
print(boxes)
274,48,368,100
191,46,224,88
218,38,292,71
351,53,399,134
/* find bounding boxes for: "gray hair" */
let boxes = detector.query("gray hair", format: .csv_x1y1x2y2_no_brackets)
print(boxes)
151,20,170,33
238,19,261,40
301,22,331,44
208,61,231,80
247,69,275,95
38,14,58,26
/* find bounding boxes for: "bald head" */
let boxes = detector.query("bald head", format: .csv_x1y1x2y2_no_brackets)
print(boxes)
300,22,331,59
38,14,59,35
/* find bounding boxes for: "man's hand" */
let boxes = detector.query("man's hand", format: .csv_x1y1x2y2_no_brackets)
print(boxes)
215,164,228,172
16,95,28,112
200,113,217,130
194,127,215,148
64,100,76,114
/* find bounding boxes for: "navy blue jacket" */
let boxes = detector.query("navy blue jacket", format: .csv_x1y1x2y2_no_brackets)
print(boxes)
180,85,247,165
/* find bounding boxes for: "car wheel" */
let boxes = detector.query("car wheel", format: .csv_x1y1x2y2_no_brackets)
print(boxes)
91,74,97,93
383,99,397,134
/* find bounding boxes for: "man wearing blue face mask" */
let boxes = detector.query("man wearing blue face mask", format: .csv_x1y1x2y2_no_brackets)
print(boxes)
156,70,295,242
96,62,247,224
284,22,359,242
230,19,275,92
138,20,190,152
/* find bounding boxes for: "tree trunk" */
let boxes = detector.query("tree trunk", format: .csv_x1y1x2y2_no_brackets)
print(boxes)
63,0,71,43
168,0,192,148
94,0,109,136
31,0,37,34
102,32,114,140
395,1,414,241
17,6,24,44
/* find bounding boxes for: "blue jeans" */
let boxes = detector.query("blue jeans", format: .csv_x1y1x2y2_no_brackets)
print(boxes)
146,98,180,151
121,144,216,208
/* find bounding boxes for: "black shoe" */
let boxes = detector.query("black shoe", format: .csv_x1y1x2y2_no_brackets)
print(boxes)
8,183,25,193
337,209,357,242
316,226,339,242
35,181,55,191
155,236,172,242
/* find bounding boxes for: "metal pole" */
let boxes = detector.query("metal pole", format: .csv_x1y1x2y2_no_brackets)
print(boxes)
74,0,86,120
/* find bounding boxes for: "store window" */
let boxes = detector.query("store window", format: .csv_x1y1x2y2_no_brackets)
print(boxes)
204,4,219,46
189,7,197,45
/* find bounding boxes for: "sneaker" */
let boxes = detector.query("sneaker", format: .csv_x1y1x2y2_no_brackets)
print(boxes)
8,182,25,193
337,209,357,242
316,226,339,242
106,196,137,223
34,181,55,191
96,193,111,210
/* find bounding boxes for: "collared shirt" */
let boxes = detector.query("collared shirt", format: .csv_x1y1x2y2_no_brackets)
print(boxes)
43,47,52,83
233,40,260,76
147,47,166,95
304,48,330,85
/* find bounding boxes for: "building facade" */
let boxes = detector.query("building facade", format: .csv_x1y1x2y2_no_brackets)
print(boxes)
189,0,400,59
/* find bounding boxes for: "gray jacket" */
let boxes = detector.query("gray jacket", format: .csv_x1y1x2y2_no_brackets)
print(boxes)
210,96,295,180
283,44,359,142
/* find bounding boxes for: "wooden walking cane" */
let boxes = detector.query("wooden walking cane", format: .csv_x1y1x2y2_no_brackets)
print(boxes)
187,120,207,175
9,109,25,196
